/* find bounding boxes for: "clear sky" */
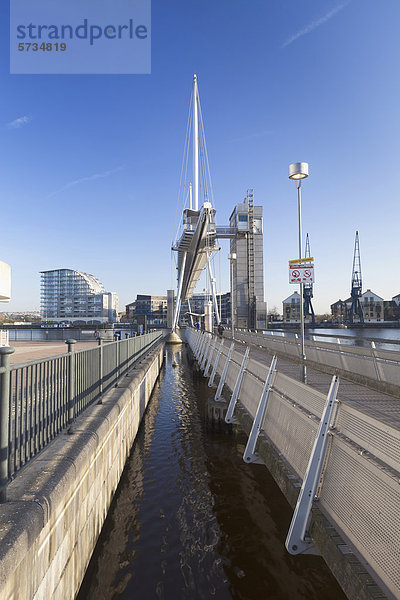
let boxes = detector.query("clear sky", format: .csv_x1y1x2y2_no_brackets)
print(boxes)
1,0,399,314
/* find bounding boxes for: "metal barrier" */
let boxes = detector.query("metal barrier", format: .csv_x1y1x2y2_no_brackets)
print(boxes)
232,330,400,388
0,331,162,499
187,328,400,599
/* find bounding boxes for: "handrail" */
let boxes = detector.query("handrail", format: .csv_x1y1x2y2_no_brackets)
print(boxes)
260,327,400,347
232,329,400,391
0,331,162,499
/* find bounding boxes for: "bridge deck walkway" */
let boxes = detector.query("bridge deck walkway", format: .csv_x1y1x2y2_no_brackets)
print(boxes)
228,335,400,430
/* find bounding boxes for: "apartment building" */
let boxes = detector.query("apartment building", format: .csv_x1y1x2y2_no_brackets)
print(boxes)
40,269,118,324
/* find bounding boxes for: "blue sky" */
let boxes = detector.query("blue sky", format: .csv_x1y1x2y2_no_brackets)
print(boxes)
1,0,399,314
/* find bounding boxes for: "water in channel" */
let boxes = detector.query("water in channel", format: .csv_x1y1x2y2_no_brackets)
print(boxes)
78,345,346,600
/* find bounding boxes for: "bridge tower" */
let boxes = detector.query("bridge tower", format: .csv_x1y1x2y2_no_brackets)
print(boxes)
349,231,364,324
303,234,315,325
170,75,219,337
247,189,256,329
229,190,266,330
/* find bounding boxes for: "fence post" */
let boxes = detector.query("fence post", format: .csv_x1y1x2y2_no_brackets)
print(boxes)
98,338,103,403
66,339,76,432
0,346,15,502
370,341,381,382
115,340,120,387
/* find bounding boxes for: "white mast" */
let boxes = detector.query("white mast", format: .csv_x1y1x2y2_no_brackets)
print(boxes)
189,182,192,210
193,74,199,211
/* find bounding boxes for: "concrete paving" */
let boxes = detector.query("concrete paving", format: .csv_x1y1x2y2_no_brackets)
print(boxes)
9,341,98,365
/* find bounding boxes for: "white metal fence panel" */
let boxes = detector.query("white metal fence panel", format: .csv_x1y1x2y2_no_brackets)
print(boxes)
336,404,400,473
378,361,400,387
239,370,263,418
273,372,326,418
320,437,400,600
186,328,400,596
263,391,319,480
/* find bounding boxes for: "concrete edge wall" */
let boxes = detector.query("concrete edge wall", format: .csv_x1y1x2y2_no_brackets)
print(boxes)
0,341,165,600
186,336,390,600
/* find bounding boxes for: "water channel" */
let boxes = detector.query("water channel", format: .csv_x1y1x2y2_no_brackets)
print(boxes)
78,345,347,600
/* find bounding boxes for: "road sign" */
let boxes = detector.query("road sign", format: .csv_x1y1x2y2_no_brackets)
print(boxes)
289,257,314,265
289,263,314,284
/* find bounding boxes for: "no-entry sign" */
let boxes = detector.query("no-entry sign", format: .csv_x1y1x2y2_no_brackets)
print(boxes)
289,263,314,284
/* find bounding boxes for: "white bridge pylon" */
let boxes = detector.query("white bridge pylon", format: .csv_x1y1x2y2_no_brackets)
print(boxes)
171,75,220,331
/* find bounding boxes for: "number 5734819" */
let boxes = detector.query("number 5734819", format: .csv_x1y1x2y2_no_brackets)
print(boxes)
18,42,67,51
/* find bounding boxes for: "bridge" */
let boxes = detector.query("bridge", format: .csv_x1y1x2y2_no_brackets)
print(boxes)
0,328,399,599
0,76,399,600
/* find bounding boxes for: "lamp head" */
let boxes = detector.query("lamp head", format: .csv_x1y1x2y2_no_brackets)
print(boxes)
289,162,309,180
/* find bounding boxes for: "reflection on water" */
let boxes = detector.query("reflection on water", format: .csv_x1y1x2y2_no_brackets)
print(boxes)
78,346,346,600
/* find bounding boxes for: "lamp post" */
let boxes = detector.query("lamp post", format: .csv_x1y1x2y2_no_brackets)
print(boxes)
289,162,309,383
228,252,236,339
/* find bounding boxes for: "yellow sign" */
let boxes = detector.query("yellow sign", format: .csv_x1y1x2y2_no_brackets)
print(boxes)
289,257,314,265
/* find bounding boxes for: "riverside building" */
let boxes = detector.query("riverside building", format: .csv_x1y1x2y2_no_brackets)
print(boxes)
40,268,118,324
126,292,231,328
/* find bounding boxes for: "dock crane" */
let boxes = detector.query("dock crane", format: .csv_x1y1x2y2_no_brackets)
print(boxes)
303,234,315,325
349,231,364,324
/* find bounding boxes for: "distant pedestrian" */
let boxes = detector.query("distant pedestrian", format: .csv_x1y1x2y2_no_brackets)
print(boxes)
218,324,224,338
195,321,200,330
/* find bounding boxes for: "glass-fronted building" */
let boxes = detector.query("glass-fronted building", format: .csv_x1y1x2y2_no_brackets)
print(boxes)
40,269,118,324
125,292,231,327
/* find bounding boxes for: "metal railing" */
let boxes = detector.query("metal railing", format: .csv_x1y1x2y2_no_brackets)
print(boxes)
231,330,400,388
0,331,162,500
187,328,400,599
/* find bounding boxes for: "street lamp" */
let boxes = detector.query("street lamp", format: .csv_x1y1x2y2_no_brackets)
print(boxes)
289,162,309,383
228,252,236,339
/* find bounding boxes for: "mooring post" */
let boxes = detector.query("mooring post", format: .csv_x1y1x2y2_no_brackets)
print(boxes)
66,339,76,432
0,346,15,502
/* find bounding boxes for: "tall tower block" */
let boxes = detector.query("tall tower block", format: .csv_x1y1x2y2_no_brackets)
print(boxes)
229,190,267,329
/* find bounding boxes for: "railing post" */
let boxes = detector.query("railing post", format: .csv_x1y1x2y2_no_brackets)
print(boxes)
209,339,224,387
0,346,15,502
243,355,277,461
97,338,103,403
200,335,212,370
215,342,234,401
115,340,120,386
127,335,132,374
66,339,76,432
225,346,250,424
285,375,340,555
370,341,381,382
197,332,207,363
204,337,217,377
